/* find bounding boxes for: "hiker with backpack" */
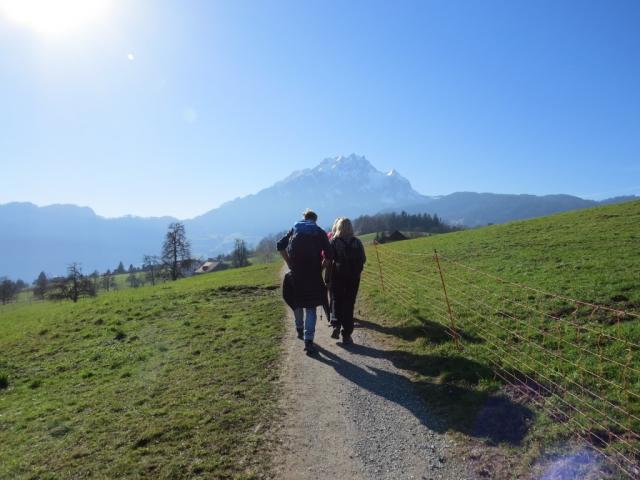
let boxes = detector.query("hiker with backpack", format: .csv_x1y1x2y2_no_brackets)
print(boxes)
327,217,366,344
277,209,332,354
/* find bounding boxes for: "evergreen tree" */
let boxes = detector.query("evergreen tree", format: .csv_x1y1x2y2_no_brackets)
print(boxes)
33,271,48,299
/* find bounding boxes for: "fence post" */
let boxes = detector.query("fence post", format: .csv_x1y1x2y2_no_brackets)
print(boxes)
624,348,632,434
373,241,385,294
433,250,461,350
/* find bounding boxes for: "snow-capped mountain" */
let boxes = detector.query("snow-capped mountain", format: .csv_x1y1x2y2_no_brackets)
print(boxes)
1,154,637,280
185,154,430,254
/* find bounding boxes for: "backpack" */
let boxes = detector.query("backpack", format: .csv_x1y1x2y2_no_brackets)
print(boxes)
334,237,364,277
287,224,323,266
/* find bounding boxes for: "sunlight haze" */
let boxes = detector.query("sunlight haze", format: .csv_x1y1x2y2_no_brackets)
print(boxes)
0,0,112,35
1,0,639,218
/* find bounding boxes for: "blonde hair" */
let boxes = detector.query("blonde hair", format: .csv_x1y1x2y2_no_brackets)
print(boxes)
334,217,354,239
331,217,343,235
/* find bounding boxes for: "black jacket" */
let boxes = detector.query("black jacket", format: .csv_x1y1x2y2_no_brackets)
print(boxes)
277,221,331,309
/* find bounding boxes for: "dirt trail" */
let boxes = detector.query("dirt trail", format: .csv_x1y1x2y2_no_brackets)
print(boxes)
271,305,471,480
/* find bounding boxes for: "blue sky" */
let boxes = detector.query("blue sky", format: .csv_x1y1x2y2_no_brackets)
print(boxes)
1,0,639,218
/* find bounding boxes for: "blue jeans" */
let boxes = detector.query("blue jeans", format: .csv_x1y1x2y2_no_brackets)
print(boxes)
294,307,317,341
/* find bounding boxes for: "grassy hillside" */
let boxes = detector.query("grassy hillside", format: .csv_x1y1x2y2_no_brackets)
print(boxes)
358,231,433,245
358,200,640,476
0,262,283,479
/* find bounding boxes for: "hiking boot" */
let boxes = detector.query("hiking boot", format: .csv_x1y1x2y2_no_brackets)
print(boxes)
304,340,317,353
330,327,340,339
296,328,304,339
342,335,353,345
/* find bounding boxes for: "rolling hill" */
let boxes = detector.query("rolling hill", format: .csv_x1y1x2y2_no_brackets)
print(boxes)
1,154,636,280
357,199,640,476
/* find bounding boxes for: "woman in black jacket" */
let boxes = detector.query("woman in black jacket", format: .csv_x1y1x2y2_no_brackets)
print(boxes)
328,218,366,344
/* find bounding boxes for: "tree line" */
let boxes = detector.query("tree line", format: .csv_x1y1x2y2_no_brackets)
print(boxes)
248,211,460,261
0,222,254,305
352,211,460,235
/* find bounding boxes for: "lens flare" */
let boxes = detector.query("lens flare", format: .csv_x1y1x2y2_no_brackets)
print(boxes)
0,0,111,35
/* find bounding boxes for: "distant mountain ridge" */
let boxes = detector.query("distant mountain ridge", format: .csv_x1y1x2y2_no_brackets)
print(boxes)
0,202,176,283
1,154,637,280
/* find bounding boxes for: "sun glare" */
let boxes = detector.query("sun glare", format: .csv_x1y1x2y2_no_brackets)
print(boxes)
0,0,111,35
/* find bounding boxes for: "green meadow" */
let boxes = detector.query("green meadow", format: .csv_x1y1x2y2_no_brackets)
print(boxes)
358,200,640,475
1,201,639,478
0,263,283,479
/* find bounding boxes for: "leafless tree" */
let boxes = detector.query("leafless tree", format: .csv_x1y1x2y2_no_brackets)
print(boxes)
143,255,161,286
49,263,96,302
232,238,250,268
0,278,18,304
101,270,116,292
127,271,141,288
90,270,100,292
67,263,84,302
161,222,191,281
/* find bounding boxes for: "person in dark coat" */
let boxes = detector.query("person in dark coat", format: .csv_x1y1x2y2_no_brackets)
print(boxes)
277,209,332,353
328,217,366,344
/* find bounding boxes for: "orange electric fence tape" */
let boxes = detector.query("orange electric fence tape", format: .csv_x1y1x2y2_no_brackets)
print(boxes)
361,244,640,478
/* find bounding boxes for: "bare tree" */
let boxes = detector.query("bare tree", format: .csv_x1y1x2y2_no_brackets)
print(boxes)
161,222,192,281
143,255,161,286
232,238,250,268
0,278,18,304
49,263,96,302
127,271,141,288
67,263,84,303
254,231,285,263
90,270,100,293
101,270,116,292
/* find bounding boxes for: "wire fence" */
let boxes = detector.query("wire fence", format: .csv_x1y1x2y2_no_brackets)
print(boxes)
360,242,640,479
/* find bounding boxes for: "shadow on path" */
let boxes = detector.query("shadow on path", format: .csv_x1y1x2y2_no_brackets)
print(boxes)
311,333,533,446
355,316,483,345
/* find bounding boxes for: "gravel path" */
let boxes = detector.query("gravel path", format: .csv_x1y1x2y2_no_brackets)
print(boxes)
272,306,471,480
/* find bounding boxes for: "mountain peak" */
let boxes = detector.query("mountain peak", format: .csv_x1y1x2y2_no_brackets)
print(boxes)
314,153,376,174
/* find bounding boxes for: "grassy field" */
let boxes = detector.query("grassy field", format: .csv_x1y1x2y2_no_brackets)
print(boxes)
0,262,283,479
357,200,640,476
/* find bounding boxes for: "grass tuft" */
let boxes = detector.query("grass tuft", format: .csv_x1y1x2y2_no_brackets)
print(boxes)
113,329,126,341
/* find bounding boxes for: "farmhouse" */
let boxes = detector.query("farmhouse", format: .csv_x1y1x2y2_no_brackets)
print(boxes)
194,260,226,274
376,230,408,244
